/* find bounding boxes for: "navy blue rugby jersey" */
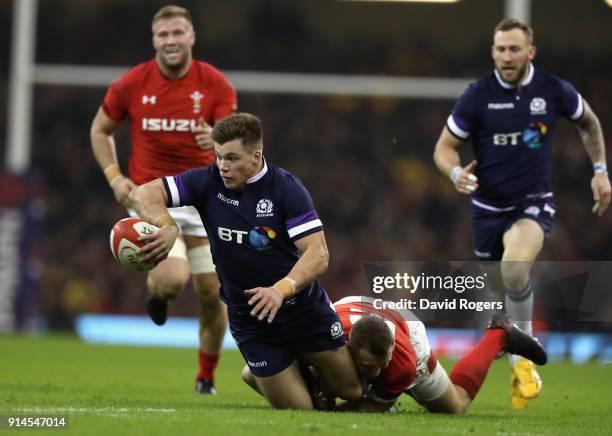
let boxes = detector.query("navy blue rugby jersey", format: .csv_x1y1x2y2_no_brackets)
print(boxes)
446,63,584,206
163,160,324,311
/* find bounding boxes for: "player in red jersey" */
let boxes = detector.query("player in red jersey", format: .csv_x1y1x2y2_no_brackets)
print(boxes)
90,5,237,395
329,296,547,413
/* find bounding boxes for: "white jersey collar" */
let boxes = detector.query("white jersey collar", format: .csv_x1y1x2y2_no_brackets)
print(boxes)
495,62,534,89
246,158,268,184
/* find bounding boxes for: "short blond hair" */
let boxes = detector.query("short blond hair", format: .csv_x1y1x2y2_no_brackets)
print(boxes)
494,18,534,44
152,5,193,29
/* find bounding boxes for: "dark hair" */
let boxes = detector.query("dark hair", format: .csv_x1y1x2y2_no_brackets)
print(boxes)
152,5,193,28
212,113,263,149
494,18,534,44
349,316,394,359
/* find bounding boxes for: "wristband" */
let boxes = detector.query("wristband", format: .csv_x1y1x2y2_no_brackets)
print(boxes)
272,276,297,298
594,163,608,175
155,212,178,228
450,166,462,184
108,174,124,188
103,164,123,185
103,163,119,174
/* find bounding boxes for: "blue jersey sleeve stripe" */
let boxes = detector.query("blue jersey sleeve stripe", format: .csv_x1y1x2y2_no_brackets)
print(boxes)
164,176,181,207
570,93,584,120
447,115,470,139
287,219,323,239
286,210,319,229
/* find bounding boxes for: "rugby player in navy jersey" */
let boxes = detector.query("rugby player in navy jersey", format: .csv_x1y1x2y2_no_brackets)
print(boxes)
128,113,363,409
433,18,610,409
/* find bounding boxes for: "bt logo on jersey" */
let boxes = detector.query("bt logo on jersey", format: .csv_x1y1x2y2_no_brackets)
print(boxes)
493,132,521,146
249,226,277,251
218,227,248,243
522,122,548,149
141,117,198,132
493,123,548,148
218,226,277,251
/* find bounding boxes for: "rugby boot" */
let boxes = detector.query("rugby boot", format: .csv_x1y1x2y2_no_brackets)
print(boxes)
510,372,529,409
513,357,542,399
196,379,217,395
487,313,547,366
146,294,168,326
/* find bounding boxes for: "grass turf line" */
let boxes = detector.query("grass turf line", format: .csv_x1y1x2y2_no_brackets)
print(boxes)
1,334,611,435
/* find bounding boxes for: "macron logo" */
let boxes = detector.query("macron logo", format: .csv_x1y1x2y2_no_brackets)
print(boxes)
488,102,514,110
142,95,157,105
217,193,239,206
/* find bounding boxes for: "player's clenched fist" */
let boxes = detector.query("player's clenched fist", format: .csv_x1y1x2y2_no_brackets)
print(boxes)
194,117,214,150
451,160,479,195
591,171,611,216
111,176,138,207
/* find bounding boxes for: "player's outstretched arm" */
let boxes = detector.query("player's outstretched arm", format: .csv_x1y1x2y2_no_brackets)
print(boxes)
245,231,329,323
433,127,479,195
90,107,137,206
576,100,611,216
129,179,179,264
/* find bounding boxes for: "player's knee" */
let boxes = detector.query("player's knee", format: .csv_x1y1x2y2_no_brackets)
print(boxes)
241,365,250,383
147,261,190,298
500,262,529,293
147,278,184,299
193,274,220,301
241,365,255,387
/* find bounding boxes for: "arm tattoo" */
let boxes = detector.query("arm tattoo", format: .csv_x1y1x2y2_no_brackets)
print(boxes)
578,111,606,164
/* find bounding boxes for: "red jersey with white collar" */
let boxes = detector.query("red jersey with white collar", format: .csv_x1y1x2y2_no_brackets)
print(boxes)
102,59,237,184
333,296,417,399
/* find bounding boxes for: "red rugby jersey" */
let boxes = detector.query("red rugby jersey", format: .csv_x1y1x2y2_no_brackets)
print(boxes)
102,59,237,184
334,296,417,399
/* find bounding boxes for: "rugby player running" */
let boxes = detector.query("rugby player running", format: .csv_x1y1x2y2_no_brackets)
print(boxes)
433,18,610,408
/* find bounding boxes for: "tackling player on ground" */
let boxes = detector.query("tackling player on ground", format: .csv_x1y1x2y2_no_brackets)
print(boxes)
90,5,237,395
129,113,364,409
327,296,547,413
433,18,610,408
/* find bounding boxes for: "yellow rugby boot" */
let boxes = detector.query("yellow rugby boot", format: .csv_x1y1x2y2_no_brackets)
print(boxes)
510,372,529,409
513,358,542,399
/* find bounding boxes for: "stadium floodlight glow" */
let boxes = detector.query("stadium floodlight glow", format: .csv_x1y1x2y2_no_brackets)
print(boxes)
338,0,461,3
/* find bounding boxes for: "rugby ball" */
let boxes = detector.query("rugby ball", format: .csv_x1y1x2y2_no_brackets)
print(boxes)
109,218,159,272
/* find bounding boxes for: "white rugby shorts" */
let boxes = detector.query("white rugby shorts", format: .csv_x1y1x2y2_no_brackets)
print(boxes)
405,320,450,402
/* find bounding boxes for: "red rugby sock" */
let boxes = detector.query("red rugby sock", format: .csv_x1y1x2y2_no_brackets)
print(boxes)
197,351,220,381
449,329,505,399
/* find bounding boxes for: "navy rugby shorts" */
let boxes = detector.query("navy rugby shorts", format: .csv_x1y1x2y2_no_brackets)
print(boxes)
470,195,556,261
229,289,345,377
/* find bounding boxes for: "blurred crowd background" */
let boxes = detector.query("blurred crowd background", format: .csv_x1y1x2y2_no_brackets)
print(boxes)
0,0,611,330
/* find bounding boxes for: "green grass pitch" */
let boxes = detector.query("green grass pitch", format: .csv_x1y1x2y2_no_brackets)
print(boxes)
1,335,611,435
